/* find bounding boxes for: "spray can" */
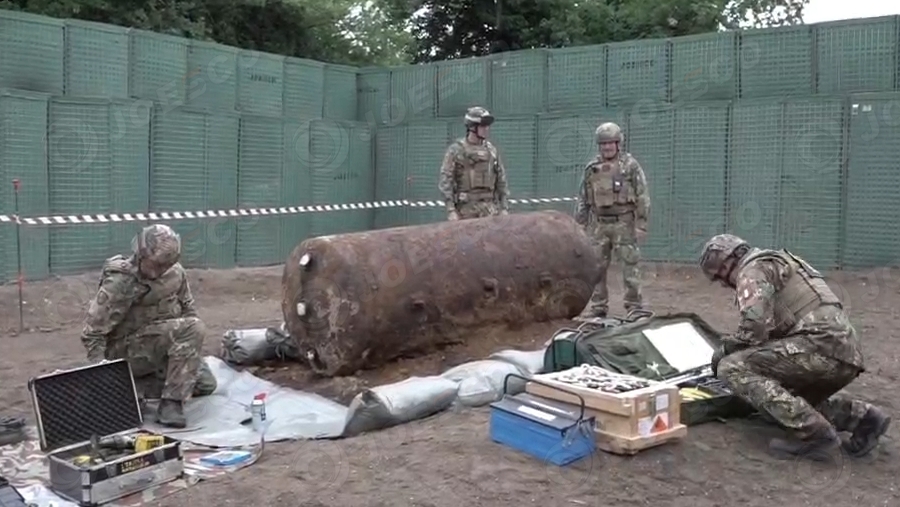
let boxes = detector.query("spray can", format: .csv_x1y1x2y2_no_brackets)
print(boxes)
250,393,267,433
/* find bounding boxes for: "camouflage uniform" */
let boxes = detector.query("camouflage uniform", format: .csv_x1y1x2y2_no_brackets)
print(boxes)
575,123,650,319
700,234,890,459
438,106,510,220
81,224,216,428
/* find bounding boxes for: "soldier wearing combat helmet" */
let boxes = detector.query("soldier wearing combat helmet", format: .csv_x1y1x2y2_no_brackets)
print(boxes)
699,234,890,459
574,122,650,320
80,224,217,428
438,106,510,220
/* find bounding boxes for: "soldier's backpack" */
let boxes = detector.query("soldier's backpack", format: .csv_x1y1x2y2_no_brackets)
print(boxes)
543,310,754,426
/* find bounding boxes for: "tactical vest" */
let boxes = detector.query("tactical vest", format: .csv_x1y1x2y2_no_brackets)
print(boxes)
738,249,841,336
455,140,495,201
102,255,186,340
586,156,636,212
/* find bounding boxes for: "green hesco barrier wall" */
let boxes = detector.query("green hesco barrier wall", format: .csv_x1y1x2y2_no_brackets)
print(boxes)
2,10,900,282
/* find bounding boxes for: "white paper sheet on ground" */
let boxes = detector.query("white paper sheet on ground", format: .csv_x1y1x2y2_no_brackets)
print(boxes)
143,357,348,447
19,484,78,507
642,322,715,372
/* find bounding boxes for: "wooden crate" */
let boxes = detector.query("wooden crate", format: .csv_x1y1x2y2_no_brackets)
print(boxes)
526,372,687,455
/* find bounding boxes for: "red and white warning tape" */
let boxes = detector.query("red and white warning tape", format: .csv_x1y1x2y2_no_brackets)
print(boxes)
0,197,577,226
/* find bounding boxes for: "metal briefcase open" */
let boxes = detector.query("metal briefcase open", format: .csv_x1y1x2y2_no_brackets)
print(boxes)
27,359,184,506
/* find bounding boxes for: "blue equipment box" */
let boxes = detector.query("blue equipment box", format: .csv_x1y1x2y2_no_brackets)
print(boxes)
489,376,596,467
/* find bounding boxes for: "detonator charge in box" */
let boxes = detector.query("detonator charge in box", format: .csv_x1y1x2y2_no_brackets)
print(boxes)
543,312,755,428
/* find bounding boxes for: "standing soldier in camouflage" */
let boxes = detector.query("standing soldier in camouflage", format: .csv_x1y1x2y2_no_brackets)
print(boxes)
574,122,649,320
438,106,510,220
699,234,890,459
80,224,217,428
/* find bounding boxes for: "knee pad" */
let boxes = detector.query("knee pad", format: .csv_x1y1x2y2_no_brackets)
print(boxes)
193,364,218,397
174,317,206,347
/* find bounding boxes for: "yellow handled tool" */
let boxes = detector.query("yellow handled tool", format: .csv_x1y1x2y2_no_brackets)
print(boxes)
135,435,165,453
680,387,713,401
72,455,94,467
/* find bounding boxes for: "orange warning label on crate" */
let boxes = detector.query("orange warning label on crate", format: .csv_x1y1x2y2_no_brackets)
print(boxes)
651,414,669,433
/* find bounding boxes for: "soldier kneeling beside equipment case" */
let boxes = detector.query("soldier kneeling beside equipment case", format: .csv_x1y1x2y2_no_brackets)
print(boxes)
28,359,184,506
545,310,755,425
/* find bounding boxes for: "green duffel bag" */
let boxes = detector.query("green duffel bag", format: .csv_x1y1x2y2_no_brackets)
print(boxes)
543,310,755,426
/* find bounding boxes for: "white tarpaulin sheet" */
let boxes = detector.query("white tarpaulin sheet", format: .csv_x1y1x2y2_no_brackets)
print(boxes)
3,343,549,506
143,357,348,447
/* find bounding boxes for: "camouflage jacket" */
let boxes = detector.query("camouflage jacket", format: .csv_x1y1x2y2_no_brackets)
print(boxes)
80,255,197,360
574,152,650,229
729,248,863,368
438,137,509,212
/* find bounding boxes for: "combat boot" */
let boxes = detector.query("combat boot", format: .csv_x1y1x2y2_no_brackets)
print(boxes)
573,306,607,322
768,426,841,461
844,407,891,457
139,380,163,400
0,416,26,446
156,399,187,429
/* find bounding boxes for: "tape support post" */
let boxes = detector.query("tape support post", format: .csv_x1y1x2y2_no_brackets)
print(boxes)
0,197,578,226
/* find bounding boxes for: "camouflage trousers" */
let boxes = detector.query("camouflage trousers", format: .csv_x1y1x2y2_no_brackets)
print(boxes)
580,217,642,317
718,335,871,439
106,317,217,402
456,201,499,219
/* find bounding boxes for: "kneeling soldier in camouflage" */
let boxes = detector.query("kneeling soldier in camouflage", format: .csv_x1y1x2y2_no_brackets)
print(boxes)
80,224,217,428
699,234,890,459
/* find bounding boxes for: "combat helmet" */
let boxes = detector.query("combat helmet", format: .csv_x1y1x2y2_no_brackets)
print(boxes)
132,224,182,278
698,234,749,281
595,122,623,145
465,106,495,129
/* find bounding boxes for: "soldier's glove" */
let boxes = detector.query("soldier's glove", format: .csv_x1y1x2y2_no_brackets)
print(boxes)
448,211,460,221
86,349,106,364
711,337,746,377
710,345,726,377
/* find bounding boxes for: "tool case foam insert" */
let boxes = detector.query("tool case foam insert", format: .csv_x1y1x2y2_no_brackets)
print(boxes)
28,359,183,506
544,312,754,426
489,375,596,467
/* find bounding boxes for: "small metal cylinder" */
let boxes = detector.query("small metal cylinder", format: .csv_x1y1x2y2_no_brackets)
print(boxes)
250,395,266,433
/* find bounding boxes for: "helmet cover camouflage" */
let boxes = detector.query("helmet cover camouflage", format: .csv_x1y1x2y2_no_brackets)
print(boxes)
132,224,181,268
698,233,749,280
465,106,495,127
595,122,623,144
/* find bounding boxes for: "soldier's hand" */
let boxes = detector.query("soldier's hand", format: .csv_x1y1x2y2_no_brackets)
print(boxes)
636,227,647,243
448,211,460,221
86,349,106,364
710,345,726,377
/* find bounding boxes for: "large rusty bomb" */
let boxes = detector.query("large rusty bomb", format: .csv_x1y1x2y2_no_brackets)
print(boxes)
281,210,600,376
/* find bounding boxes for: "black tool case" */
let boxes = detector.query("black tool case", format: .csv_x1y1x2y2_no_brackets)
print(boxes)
27,359,183,506
0,475,29,507
544,311,754,426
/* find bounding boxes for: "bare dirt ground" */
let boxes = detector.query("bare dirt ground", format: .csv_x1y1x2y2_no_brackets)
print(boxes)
0,262,897,507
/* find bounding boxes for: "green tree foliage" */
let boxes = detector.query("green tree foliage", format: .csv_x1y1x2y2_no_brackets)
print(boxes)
0,0,409,65
340,1,413,65
0,0,809,65
382,0,810,62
